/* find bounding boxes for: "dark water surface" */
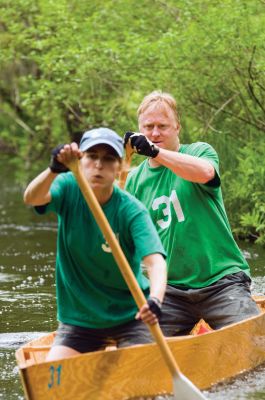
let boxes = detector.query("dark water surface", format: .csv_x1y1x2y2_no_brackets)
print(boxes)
0,158,265,400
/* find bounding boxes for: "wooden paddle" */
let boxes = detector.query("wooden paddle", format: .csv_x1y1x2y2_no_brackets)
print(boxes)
68,158,207,400
118,141,135,189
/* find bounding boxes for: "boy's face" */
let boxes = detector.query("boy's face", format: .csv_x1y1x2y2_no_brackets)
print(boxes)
81,144,121,189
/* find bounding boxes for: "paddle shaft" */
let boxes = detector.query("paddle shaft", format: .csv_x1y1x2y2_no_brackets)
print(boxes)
69,159,181,377
118,143,134,189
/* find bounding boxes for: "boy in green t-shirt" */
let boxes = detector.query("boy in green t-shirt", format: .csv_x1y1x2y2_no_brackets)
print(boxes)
23,127,167,361
124,91,259,335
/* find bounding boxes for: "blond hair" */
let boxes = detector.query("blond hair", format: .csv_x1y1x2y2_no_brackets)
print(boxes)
137,90,180,124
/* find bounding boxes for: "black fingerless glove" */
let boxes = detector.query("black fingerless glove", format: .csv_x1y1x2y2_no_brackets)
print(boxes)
124,131,159,158
49,144,69,173
147,296,162,319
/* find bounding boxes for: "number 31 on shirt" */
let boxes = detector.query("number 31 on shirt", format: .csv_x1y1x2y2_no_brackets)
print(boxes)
152,190,185,229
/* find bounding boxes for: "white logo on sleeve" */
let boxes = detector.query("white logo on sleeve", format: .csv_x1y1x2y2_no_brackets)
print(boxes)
152,190,185,229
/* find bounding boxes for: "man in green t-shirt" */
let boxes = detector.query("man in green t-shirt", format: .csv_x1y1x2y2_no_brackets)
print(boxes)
23,127,167,361
124,91,259,335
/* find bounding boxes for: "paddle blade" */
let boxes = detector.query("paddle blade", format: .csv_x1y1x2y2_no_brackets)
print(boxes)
173,373,208,400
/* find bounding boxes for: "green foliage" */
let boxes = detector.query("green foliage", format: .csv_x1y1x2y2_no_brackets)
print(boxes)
223,141,265,245
0,0,264,243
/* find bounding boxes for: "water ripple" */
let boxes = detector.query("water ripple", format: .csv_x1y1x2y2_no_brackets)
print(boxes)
0,332,48,349
0,223,57,233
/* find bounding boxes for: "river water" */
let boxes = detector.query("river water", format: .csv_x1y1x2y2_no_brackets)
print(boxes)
0,157,265,400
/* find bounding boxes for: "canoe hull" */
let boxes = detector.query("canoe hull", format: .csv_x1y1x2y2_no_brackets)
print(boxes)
16,306,265,400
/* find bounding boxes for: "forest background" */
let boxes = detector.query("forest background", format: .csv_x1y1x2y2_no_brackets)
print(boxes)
0,0,264,244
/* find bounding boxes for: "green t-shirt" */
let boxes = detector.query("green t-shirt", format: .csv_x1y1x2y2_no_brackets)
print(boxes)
36,172,166,328
125,142,250,288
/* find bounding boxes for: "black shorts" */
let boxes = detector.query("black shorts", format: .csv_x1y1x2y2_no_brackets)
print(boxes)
160,272,260,336
53,318,153,353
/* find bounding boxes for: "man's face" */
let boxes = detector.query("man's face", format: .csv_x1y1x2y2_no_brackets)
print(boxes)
81,144,121,189
138,103,180,151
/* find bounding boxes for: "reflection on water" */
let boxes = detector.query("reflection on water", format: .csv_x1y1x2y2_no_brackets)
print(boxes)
0,157,265,400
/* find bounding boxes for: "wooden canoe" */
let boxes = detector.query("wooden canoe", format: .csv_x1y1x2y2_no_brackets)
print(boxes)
16,295,265,400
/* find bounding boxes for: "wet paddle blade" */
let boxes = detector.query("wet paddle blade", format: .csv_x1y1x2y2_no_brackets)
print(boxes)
173,373,208,400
